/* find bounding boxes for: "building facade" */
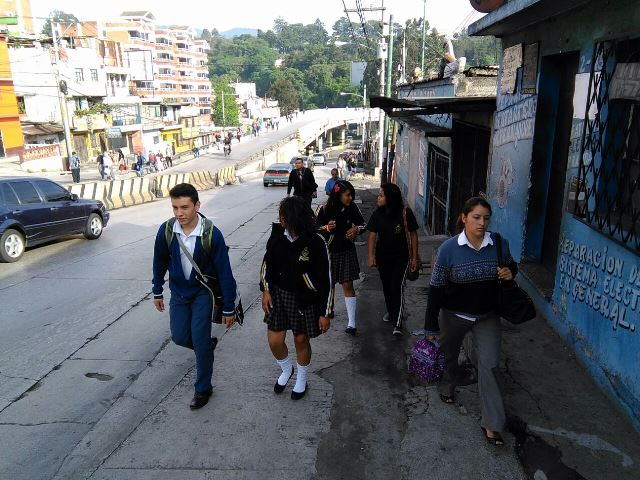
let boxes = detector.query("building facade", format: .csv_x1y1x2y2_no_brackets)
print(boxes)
469,0,640,428
0,35,24,158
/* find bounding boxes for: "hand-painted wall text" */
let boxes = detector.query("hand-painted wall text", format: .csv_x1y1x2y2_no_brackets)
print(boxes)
558,236,639,333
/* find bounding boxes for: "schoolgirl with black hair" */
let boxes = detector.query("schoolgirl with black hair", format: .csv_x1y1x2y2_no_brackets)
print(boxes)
317,180,366,335
260,196,333,400
367,183,419,336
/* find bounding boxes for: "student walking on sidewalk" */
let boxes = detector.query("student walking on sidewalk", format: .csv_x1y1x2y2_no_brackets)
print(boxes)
367,183,419,336
260,196,333,400
152,183,238,410
424,197,517,446
317,181,366,335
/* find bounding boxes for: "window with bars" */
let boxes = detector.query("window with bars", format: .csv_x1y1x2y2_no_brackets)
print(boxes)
574,38,640,252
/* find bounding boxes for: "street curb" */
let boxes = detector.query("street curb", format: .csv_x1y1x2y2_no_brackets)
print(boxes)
238,171,264,183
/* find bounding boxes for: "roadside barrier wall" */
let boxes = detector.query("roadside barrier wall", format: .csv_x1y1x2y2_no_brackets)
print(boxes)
67,168,235,210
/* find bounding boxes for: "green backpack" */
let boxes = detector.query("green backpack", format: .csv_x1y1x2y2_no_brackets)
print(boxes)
164,215,215,256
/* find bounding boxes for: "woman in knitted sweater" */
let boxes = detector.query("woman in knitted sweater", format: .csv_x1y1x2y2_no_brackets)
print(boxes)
424,197,518,446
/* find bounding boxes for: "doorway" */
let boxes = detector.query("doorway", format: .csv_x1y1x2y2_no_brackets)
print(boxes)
524,52,579,293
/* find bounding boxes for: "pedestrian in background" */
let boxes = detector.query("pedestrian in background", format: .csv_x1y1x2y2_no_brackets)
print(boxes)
287,157,317,208
336,156,345,179
424,197,517,446
69,151,81,184
260,196,332,400
367,183,419,336
152,183,238,410
324,168,340,196
97,152,105,180
102,151,114,181
317,181,365,335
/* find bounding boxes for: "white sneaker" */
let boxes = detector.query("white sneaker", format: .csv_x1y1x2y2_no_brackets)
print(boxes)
383,312,390,322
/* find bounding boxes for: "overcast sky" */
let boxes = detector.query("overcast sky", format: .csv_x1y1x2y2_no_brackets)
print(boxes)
31,0,484,36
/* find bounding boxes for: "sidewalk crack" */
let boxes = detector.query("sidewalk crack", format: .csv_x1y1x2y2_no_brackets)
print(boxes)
504,357,545,416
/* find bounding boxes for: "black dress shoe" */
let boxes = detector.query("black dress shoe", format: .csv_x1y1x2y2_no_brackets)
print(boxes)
190,390,212,410
291,384,307,400
345,327,357,336
274,368,294,394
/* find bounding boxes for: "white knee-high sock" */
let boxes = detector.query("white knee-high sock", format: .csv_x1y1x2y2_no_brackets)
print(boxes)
276,357,293,386
345,296,357,328
293,362,308,393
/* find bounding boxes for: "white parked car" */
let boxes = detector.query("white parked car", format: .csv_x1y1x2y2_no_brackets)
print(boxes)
312,153,327,165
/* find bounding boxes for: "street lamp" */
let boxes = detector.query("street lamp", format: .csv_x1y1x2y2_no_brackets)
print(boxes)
339,87,368,153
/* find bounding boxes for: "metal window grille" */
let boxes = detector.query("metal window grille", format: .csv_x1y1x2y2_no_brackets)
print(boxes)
574,39,640,252
427,143,450,235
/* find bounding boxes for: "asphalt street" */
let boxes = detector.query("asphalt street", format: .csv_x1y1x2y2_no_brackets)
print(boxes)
0,167,320,479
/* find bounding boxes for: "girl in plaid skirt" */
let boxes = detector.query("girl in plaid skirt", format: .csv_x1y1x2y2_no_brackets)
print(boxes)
260,197,333,400
317,181,366,335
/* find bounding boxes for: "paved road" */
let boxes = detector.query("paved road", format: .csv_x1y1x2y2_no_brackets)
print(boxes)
0,156,336,479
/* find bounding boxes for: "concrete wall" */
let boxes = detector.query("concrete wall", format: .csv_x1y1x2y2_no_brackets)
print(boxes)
485,0,640,428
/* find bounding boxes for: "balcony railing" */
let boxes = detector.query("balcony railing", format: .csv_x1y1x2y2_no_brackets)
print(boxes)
113,116,142,126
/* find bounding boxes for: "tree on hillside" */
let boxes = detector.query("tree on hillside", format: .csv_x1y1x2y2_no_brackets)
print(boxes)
213,79,240,127
268,78,299,116
42,11,79,37
200,29,212,41
452,30,500,67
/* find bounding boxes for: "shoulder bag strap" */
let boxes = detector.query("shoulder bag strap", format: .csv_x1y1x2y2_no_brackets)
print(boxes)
403,207,412,257
176,234,204,278
494,232,504,267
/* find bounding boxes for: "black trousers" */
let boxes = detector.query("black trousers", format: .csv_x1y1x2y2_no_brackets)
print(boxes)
71,168,80,183
294,193,313,208
376,254,408,328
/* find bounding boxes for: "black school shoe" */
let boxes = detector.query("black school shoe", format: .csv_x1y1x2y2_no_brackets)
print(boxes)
190,390,212,410
345,327,357,336
291,384,308,400
274,368,294,394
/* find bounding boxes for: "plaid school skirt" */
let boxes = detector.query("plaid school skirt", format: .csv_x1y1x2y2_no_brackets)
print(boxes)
264,285,322,338
331,248,361,284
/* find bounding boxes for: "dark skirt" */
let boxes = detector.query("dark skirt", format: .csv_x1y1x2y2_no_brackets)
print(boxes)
264,285,321,338
331,248,360,284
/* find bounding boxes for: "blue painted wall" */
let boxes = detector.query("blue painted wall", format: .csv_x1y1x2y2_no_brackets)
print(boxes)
486,1,640,429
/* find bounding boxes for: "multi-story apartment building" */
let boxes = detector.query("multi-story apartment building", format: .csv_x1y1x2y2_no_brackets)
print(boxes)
0,0,35,35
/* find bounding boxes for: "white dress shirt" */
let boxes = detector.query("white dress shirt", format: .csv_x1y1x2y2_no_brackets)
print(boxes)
457,230,494,251
173,219,203,279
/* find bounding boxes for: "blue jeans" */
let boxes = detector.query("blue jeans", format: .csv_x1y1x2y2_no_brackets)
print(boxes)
170,291,214,393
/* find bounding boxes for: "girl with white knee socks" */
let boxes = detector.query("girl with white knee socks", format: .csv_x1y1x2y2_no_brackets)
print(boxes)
260,197,333,399
317,181,366,335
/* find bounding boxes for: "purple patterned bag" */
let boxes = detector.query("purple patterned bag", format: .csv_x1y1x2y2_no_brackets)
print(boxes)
408,338,445,383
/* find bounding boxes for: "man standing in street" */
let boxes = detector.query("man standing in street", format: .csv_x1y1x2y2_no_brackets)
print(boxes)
152,183,238,410
287,157,317,207
69,151,81,183
324,168,340,196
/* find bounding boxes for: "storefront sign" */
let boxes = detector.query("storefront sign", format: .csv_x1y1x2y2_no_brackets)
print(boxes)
105,127,122,138
500,44,523,94
521,43,539,94
21,144,60,162
610,63,640,100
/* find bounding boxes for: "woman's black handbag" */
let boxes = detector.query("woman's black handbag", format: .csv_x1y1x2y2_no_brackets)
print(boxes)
494,233,536,324
403,208,420,281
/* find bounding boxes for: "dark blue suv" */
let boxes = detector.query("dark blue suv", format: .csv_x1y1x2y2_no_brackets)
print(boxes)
0,177,110,262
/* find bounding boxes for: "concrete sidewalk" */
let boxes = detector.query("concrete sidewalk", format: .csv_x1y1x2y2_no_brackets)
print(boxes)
48,182,639,480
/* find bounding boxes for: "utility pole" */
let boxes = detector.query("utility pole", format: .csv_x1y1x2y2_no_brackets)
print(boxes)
400,30,407,84
51,22,74,162
384,15,394,182
421,0,427,74
343,1,387,179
